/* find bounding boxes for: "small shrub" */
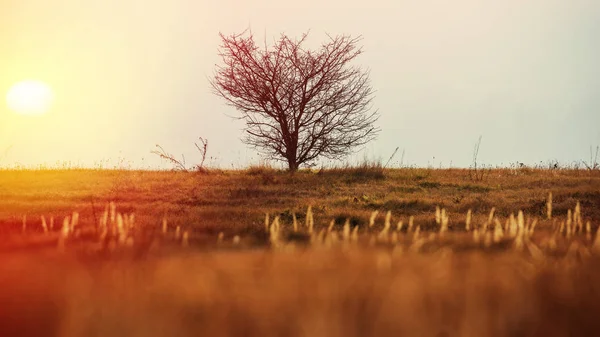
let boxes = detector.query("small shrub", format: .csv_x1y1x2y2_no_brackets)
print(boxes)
318,160,385,181
418,181,441,189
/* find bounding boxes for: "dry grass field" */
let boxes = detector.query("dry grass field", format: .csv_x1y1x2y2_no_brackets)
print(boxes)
1,166,600,337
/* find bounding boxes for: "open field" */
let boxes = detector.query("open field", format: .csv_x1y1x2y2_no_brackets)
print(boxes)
1,167,600,337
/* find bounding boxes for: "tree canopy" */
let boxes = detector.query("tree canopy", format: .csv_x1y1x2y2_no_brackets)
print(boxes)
211,31,379,171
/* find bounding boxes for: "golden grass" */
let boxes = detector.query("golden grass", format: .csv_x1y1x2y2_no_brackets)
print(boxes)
1,168,600,336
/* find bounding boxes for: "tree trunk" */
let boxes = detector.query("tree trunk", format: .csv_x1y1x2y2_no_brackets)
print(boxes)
287,157,299,172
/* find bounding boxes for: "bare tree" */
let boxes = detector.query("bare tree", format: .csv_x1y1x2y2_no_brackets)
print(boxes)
211,30,379,171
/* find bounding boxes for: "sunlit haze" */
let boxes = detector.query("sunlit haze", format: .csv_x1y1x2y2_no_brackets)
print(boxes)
1,0,599,169
6,80,53,116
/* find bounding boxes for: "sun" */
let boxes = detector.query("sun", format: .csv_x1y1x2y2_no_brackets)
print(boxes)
6,80,54,115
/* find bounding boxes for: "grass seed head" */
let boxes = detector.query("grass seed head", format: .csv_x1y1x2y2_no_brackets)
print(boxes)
306,205,314,226
384,211,392,231
317,229,326,245
100,210,108,230
396,220,404,232
593,229,600,253
109,202,116,224
413,226,421,240
484,232,493,248
488,207,496,225
391,231,399,244
306,206,314,233
162,216,168,235
292,212,298,232
517,210,524,230
327,219,335,233
465,209,472,231
351,225,359,243
40,215,48,234
182,231,189,247
493,218,504,242
369,210,379,227
509,214,518,237
343,219,350,241
547,192,553,220
473,229,480,244
71,211,79,229
529,218,538,235
265,213,270,233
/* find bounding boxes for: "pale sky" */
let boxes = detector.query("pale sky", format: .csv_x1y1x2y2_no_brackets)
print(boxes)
1,0,599,169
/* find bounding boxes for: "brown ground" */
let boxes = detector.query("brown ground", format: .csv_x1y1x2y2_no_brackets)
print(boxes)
1,167,600,337
1,167,599,239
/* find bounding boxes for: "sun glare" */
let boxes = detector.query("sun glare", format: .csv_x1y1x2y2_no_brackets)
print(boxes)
6,80,54,115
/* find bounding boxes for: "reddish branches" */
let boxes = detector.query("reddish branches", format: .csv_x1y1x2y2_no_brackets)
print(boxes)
211,31,379,171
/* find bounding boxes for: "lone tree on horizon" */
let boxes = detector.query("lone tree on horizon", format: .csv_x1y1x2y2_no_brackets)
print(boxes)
211,31,379,171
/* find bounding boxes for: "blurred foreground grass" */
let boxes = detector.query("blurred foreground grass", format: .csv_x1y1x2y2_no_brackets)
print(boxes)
1,167,600,336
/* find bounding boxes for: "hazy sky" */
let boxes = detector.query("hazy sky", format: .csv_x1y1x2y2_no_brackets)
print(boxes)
1,0,599,169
